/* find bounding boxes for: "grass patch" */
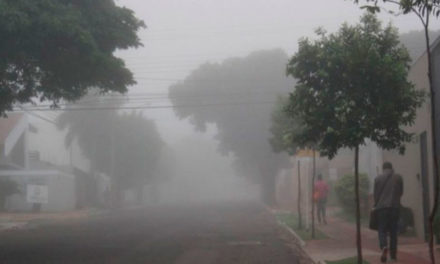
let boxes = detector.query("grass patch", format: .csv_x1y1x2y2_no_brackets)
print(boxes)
275,212,328,241
326,257,369,264
334,208,368,226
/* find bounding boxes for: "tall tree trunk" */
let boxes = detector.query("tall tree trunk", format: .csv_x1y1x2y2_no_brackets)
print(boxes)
354,146,363,264
425,21,440,264
311,150,316,238
298,160,302,230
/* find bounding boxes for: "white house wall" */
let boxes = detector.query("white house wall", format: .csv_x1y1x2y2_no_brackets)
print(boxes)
381,44,434,240
4,115,28,158
0,170,76,212
28,115,91,172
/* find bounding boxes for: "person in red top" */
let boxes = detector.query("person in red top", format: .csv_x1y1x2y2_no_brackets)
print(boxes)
314,174,329,224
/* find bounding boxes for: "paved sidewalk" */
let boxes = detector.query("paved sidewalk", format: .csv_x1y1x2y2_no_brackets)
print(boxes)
0,222,27,231
304,207,439,263
0,208,105,232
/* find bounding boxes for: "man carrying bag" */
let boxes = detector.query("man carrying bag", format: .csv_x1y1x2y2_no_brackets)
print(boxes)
370,162,403,263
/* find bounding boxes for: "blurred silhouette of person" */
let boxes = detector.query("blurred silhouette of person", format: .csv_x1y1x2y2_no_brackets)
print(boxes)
374,162,403,263
314,174,329,224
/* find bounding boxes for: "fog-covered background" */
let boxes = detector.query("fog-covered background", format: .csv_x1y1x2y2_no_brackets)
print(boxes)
27,0,440,205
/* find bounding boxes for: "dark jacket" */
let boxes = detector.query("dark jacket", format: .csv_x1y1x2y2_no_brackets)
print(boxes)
374,172,403,209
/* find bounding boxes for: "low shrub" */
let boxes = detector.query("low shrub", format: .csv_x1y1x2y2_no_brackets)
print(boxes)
334,173,370,214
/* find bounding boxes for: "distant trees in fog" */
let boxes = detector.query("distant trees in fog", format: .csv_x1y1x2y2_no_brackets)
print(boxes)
169,49,294,205
57,94,164,205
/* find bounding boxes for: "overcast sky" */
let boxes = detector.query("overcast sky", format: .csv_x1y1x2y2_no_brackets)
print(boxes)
113,0,440,145
29,0,440,168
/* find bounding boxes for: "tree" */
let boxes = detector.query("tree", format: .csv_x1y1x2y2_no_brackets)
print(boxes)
169,49,293,205
270,96,320,237
285,14,425,264
0,0,145,116
352,1,440,262
57,94,164,206
269,97,302,156
270,96,303,231
115,112,164,204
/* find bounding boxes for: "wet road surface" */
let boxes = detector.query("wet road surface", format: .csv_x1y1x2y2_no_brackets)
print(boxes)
0,202,309,264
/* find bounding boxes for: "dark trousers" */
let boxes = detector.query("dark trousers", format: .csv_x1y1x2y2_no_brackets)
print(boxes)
377,207,400,258
317,199,327,223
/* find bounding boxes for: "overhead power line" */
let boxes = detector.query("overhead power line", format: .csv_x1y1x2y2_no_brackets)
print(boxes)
18,106,57,125
133,77,295,82
18,88,291,109
32,92,283,106
13,101,277,113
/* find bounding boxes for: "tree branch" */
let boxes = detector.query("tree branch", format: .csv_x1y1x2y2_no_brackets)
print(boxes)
383,0,428,27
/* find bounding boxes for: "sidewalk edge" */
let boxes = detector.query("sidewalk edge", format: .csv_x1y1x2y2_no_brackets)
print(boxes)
278,221,306,247
277,222,327,264
264,205,326,264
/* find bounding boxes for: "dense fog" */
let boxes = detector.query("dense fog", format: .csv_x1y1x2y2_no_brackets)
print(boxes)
2,1,440,263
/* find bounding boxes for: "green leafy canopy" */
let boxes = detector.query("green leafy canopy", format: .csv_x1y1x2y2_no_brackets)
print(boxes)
0,0,145,115
286,13,425,159
269,96,309,155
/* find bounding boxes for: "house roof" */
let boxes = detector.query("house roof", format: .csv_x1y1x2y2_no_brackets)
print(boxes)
412,35,440,66
431,35,440,52
0,113,24,145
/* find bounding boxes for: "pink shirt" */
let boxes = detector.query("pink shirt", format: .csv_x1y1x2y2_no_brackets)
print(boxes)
314,180,329,199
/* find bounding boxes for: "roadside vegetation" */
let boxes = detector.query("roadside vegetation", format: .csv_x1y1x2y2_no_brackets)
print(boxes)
334,173,370,223
275,212,327,241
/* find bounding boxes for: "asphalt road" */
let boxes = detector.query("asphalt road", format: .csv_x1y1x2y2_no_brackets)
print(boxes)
0,202,309,264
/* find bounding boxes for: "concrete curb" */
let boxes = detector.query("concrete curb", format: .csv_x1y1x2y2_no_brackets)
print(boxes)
264,206,307,247
278,221,306,247
265,206,327,264
277,221,327,264
264,206,323,264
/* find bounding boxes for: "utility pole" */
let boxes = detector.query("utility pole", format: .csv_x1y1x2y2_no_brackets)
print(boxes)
298,160,302,230
69,144,73,168
311,149,316,238
110,122,117,208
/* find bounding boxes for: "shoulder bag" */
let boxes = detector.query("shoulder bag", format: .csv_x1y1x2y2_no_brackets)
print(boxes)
369,175,392,230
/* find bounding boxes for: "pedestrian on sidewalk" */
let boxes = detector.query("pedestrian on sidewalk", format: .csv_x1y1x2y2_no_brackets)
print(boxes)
374,162,403,263
314,174,329,225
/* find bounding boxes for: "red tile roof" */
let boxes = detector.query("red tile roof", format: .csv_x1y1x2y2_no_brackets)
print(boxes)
0,113,24,144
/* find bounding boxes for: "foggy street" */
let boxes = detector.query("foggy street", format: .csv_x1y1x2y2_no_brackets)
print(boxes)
0,202,307,264
3,1,440,263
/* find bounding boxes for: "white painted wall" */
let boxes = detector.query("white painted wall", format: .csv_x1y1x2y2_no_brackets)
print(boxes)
1,170,76,212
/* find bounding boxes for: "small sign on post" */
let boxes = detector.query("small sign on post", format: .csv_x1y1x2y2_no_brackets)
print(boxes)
26,184,49,204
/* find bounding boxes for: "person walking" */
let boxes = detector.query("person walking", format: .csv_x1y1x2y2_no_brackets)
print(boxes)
374,162,403,263
314,174,329,224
